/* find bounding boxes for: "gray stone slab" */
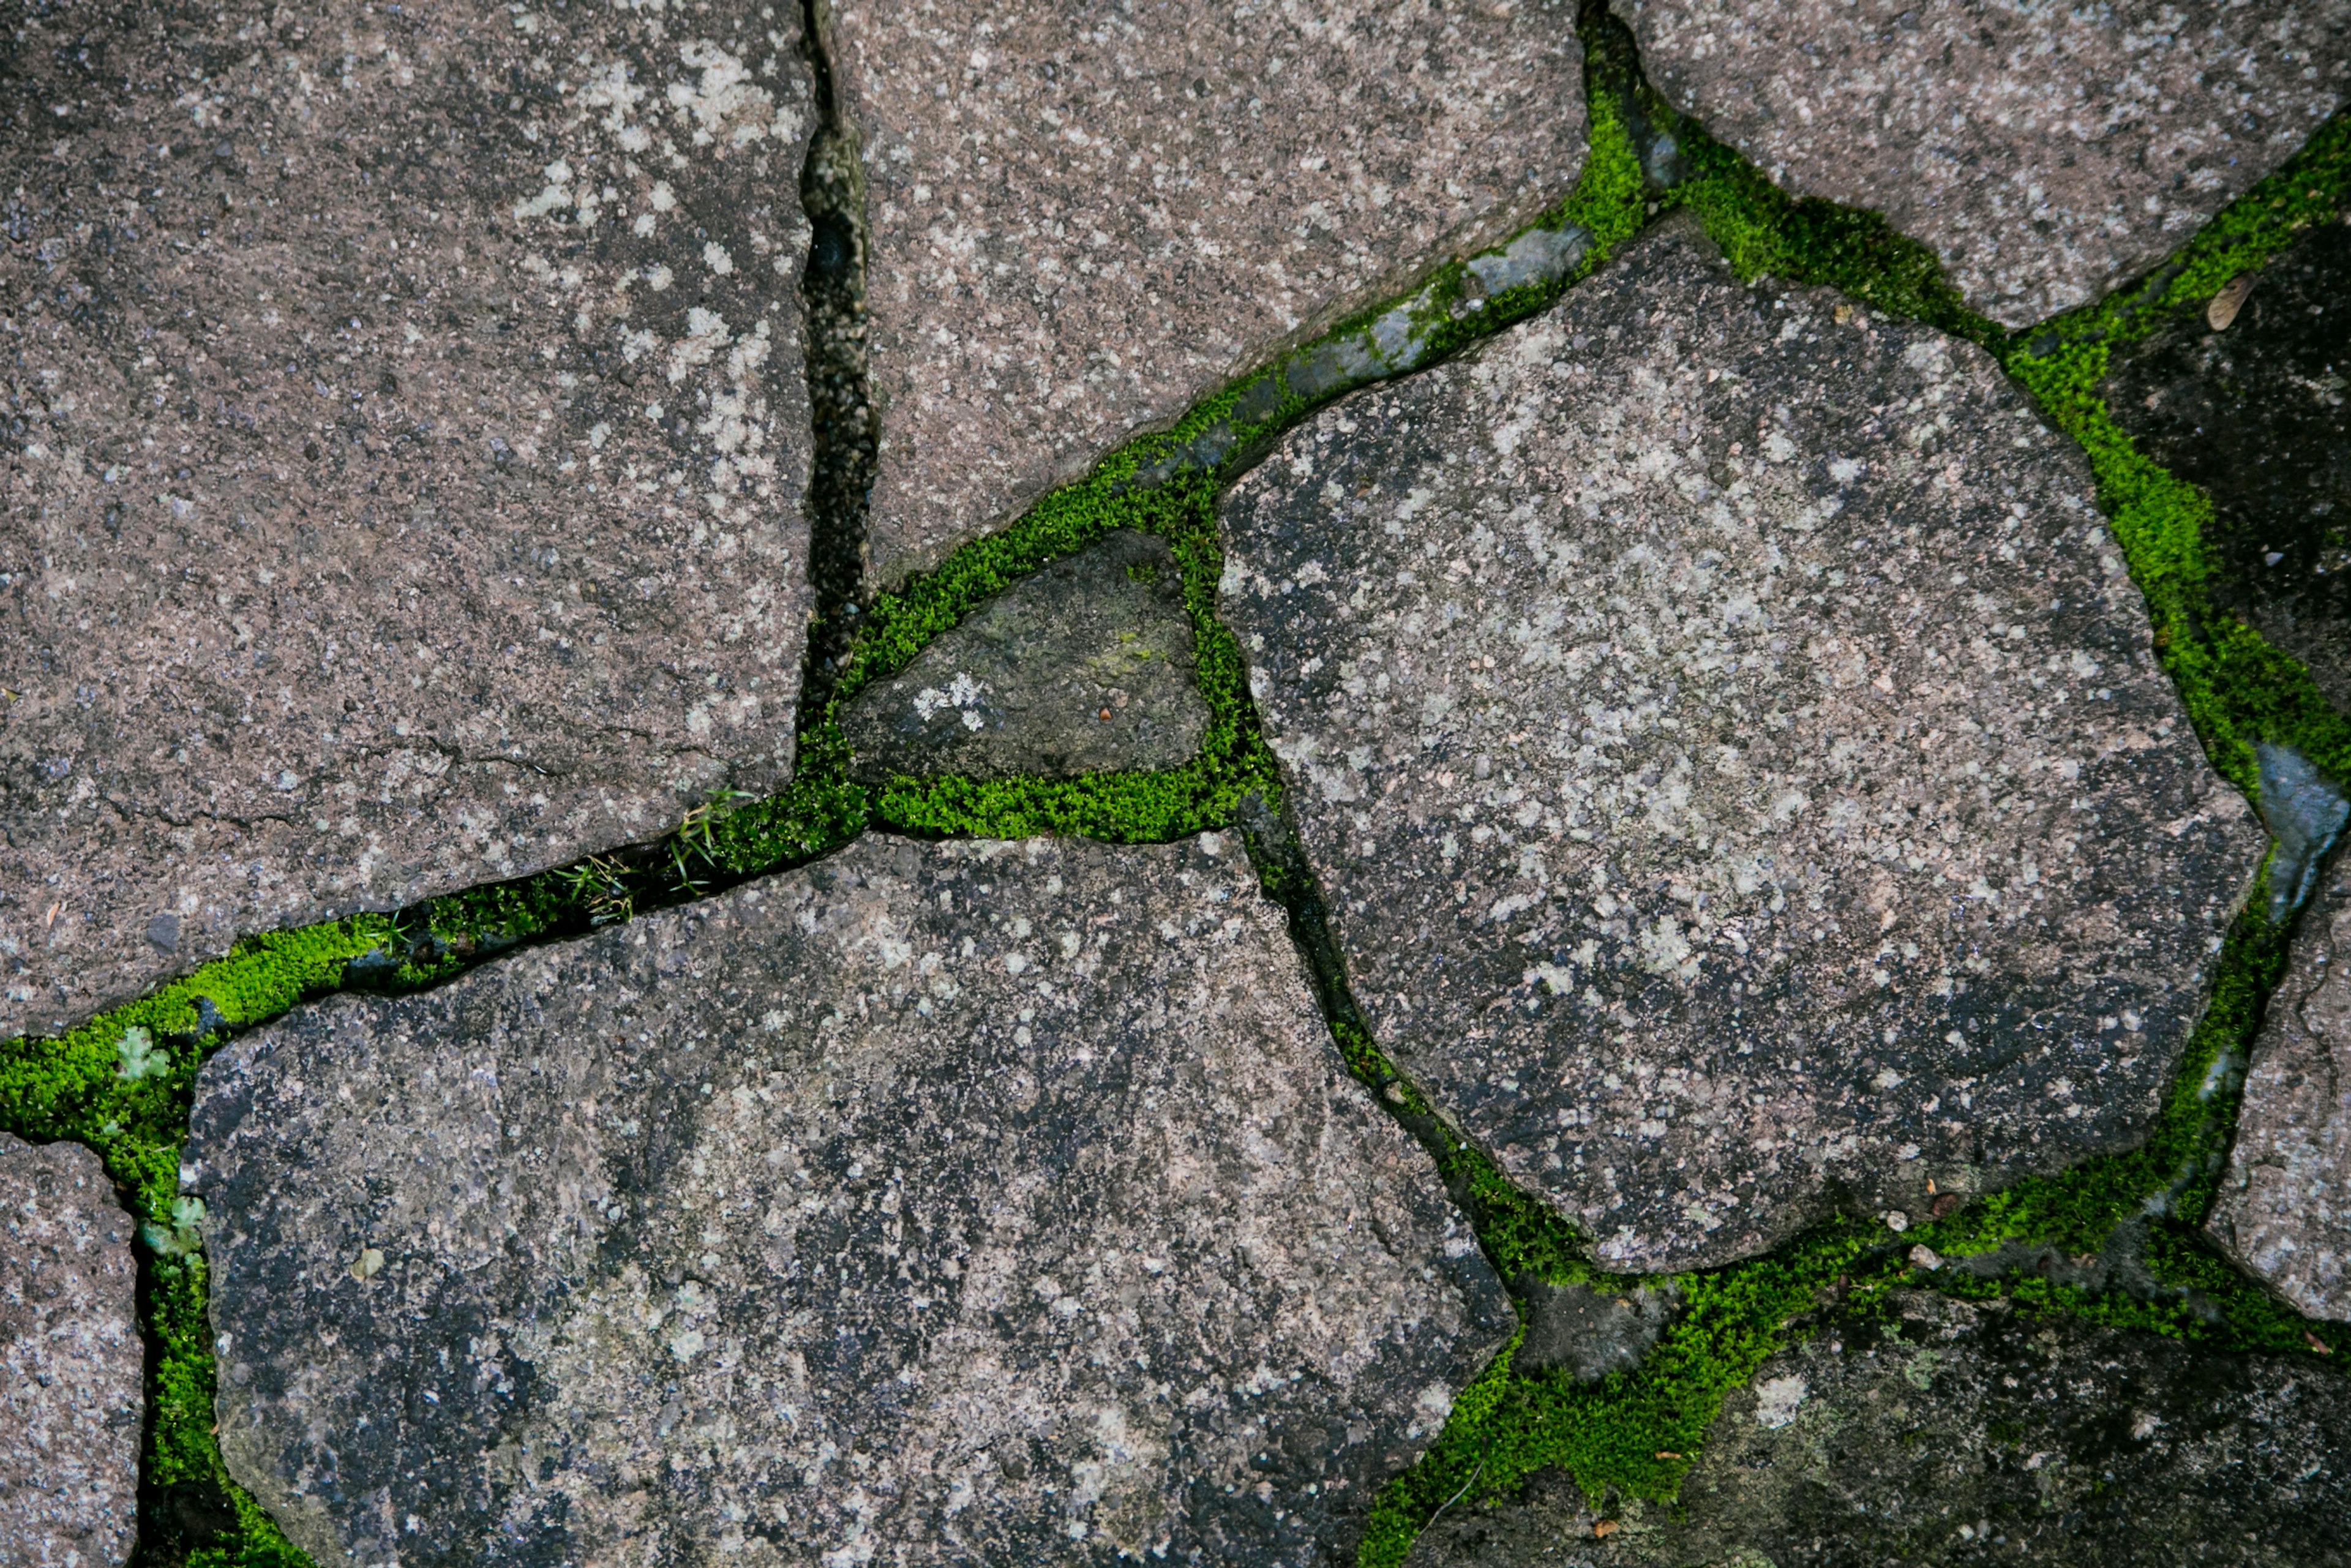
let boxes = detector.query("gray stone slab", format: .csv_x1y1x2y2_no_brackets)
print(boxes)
1218,218,2261,1274
842,530,1210,780
2210,853,2351,1320
832,0,1589,588
1,1,816,1038
1410,1290,2351,1567
1,1134,142,1568
1615,0,2351,328
187,833,1512,1567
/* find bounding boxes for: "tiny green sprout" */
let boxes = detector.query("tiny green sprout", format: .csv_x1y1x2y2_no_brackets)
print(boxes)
142,1195,206,1258
116,1025,168,1082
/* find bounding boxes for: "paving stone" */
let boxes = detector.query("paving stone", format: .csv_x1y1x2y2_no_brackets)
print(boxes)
841,530,1209,781
1409,1290,2351,1567
832,0,1589,589
2103,214,2351,713
2209,850,2351,1320
1218,218,2261,1274
0,1133,142,1568
186,833,1512,1566
1,1,816,1038
1614,0,2351,328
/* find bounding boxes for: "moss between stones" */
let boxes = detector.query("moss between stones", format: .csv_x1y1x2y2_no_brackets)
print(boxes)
4,9,2347,1567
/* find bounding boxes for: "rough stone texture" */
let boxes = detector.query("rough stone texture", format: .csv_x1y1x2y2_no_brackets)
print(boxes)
0,1133,142,1568
187,833,1512,1567
833,0,1589,588
1513,1280,1681,1384
2210,853,2351,1320
1409,1291,2351,1567
1219,219,2261,1274
2104,215,2351,711
1,1,816,1038
1614,0,2351,328
841,530,1210,781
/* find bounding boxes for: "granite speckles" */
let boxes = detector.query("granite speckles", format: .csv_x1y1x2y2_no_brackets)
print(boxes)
1220,218,2261,1274
1,0,815,1037
1,1134,142,1568
189,834,1511,1567
1616,0,2351,328
833,0,1589,588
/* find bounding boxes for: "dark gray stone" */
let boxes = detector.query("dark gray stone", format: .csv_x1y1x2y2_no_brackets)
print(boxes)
1,0,815,1038
1,1133,142,1567
1513,1280,1681,1384
1218,218,2262,1274
1616,0,2351,328
2103,216,2351,717
833,0,1589,587
1409,1291,2351,1567
188,833,1512,1567
2210,855,2351,1320
841,530,1210,781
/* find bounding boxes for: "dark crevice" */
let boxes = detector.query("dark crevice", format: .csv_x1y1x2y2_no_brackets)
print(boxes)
793,0,877,724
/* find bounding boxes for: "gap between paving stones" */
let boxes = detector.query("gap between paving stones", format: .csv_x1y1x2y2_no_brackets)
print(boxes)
3,4,2349,1563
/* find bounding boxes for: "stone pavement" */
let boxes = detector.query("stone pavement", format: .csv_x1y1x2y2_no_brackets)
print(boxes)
0,1134,141,1568
4,2,2350,1566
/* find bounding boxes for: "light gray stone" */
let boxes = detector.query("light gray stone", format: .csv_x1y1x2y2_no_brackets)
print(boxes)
1614,0,2351,328
1,0,815,1038
1,1134,142,1568
1218,218,2261,1274
2210,854,2351,1320
841,530,1210,780
2253,743,2349,923
1410,1291,2351,1567
187,833,1512,1567
832,0,1588,588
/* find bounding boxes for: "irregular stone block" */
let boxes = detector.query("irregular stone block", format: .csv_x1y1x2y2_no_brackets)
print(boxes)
831,0,1589,587
1220,219,2260,1274
1,1,816,1037
2210,855,2351,1320
841,530,1210,780
1411,1290,2351,1566
2104,216,2351,713
1,1133,142,1567
1615,0,2351,328
187,834,1511,1566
